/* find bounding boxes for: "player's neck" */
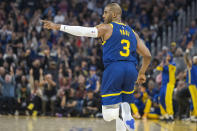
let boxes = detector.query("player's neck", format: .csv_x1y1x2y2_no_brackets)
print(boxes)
112,18,121,23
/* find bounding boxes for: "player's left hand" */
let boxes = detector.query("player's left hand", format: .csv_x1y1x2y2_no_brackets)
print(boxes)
136,73,146,84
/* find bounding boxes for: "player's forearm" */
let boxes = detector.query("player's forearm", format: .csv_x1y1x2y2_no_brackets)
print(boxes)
139,55,151,74
135,32,151,74
59,25,98,38
184,50,192,67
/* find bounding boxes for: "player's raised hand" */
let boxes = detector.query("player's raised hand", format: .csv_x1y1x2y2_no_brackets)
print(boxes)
136,73,146,84
41,20,60,30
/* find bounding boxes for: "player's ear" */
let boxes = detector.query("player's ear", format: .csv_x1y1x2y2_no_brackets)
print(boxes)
112,12,116,18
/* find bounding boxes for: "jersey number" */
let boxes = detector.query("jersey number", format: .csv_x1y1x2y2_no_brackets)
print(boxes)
120,39,130,57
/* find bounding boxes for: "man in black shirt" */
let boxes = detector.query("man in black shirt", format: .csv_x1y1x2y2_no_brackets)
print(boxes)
40,73,56,116
82,90,99,117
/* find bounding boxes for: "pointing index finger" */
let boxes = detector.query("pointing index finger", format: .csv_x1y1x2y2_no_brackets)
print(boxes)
40,20,49,23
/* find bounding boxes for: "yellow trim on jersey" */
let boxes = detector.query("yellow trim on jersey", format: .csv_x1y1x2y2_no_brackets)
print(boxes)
101,90,135,97
132,29,136,34
102,41,106,45
112,21,126,26
109,23,113,28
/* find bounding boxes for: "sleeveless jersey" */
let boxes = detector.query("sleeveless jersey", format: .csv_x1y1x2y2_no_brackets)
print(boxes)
102,22,138,67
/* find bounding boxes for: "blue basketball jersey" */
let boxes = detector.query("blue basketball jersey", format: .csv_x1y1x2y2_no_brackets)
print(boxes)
102,22,138,67
186,64,197,86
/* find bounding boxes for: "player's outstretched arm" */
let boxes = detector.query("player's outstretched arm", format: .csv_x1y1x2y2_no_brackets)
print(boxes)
135,32,152,84
41,20,111,39
184,49,192,68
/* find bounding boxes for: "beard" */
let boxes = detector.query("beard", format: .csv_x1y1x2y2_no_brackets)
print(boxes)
104,15,113,24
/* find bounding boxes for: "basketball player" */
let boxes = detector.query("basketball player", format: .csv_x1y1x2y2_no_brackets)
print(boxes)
156,52,176,121
184,49,197,122
41,3,151,131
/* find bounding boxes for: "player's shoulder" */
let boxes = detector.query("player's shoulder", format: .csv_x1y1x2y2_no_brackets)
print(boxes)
96,23,112,30
96,23,113,37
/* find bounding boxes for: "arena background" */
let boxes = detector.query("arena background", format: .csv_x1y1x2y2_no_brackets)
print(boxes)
0,0,197,131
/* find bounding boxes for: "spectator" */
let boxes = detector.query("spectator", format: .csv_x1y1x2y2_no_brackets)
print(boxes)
3,47,17,67
16,75,31,115
180,27,192,50
189,20,197,36
174,47,186,74
82,90,99,117
40,72,57,116
86,66,100,93
32,59,41,81
0,52,4,66
28,68,42,115
53,11,65,24
0,66,16,114
62,88,79,117
174,80,190,120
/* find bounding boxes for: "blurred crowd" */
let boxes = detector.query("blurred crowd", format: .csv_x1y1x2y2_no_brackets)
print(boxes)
0,0,197,121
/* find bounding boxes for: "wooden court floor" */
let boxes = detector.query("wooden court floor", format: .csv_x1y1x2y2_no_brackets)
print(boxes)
0,116,196,131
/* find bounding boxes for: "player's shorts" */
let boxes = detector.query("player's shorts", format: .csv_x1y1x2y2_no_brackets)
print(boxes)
101,61,138,105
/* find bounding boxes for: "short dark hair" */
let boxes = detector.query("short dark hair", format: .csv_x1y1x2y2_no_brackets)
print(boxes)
106,3,122,16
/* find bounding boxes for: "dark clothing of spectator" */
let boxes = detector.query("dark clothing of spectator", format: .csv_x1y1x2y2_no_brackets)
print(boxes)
0,76,15,97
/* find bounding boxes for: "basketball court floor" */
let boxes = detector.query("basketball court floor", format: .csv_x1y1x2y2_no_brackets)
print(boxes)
0,116,196,131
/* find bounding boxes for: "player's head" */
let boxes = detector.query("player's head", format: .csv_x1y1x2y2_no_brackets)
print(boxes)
103,3,122,24
193,56,197,64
